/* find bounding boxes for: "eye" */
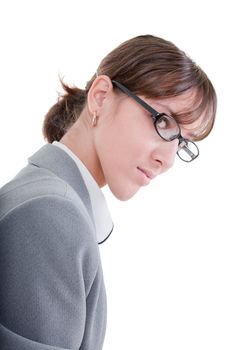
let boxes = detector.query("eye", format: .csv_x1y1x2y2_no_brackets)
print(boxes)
155,114,180,141
156,115,171,130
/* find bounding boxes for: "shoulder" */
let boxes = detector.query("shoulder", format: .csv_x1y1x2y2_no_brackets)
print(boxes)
0,164,66,216
0,193,99,294
0,163,91,224
1,193,95,250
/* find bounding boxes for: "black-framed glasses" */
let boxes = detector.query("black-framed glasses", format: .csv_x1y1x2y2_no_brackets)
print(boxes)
112,80,199,162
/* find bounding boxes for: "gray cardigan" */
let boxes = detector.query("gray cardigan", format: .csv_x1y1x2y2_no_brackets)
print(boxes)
0,144,107,349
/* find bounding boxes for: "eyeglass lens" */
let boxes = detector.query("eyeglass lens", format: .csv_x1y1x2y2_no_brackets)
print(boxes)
155,114,180,141
177,140,199,162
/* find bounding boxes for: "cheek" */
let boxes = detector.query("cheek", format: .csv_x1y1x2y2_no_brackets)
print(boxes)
94,123,142,200
95,122,132,176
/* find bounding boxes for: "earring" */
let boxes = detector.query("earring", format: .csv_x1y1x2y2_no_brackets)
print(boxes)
92,112,97,126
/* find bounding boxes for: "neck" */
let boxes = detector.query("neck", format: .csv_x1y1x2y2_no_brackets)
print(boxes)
60,114,106,187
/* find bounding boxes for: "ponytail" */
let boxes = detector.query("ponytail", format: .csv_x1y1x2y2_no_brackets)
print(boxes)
43,79,87,143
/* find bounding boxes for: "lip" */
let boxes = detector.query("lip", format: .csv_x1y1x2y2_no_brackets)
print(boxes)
137,167,156,181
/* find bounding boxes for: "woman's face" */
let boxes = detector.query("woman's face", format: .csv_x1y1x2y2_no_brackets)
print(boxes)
93,89,195,201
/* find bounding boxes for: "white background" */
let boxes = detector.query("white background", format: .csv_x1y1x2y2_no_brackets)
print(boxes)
0,1,232,349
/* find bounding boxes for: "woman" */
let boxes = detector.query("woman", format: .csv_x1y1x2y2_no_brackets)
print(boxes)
0,35,216,349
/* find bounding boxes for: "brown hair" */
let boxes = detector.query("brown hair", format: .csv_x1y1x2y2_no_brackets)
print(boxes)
43,34,216,143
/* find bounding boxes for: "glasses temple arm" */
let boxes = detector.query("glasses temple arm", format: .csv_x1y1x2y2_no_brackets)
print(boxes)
112,80,160,118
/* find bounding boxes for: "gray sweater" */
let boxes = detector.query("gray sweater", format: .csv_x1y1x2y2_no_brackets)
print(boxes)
0,144,107,349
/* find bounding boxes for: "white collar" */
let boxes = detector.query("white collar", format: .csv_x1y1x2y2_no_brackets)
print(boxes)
52,141,113,244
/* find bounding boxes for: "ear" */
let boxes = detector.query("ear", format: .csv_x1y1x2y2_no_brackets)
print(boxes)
87,75,113,114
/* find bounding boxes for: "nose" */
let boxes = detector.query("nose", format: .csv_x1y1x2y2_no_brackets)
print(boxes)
152,139,178,171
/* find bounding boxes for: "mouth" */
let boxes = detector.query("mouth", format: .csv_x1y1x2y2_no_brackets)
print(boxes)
137,167,156,181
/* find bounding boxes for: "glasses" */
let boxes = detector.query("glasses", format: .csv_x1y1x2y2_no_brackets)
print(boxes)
112,80,199,162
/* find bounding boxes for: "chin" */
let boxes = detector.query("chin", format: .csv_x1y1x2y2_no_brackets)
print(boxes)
109,184,140,201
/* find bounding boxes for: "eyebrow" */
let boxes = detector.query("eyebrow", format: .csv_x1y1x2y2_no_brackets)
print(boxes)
151,101,177,118
148,101,184,126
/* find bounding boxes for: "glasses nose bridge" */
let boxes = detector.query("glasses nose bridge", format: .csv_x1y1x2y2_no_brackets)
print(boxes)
178,135,186,146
